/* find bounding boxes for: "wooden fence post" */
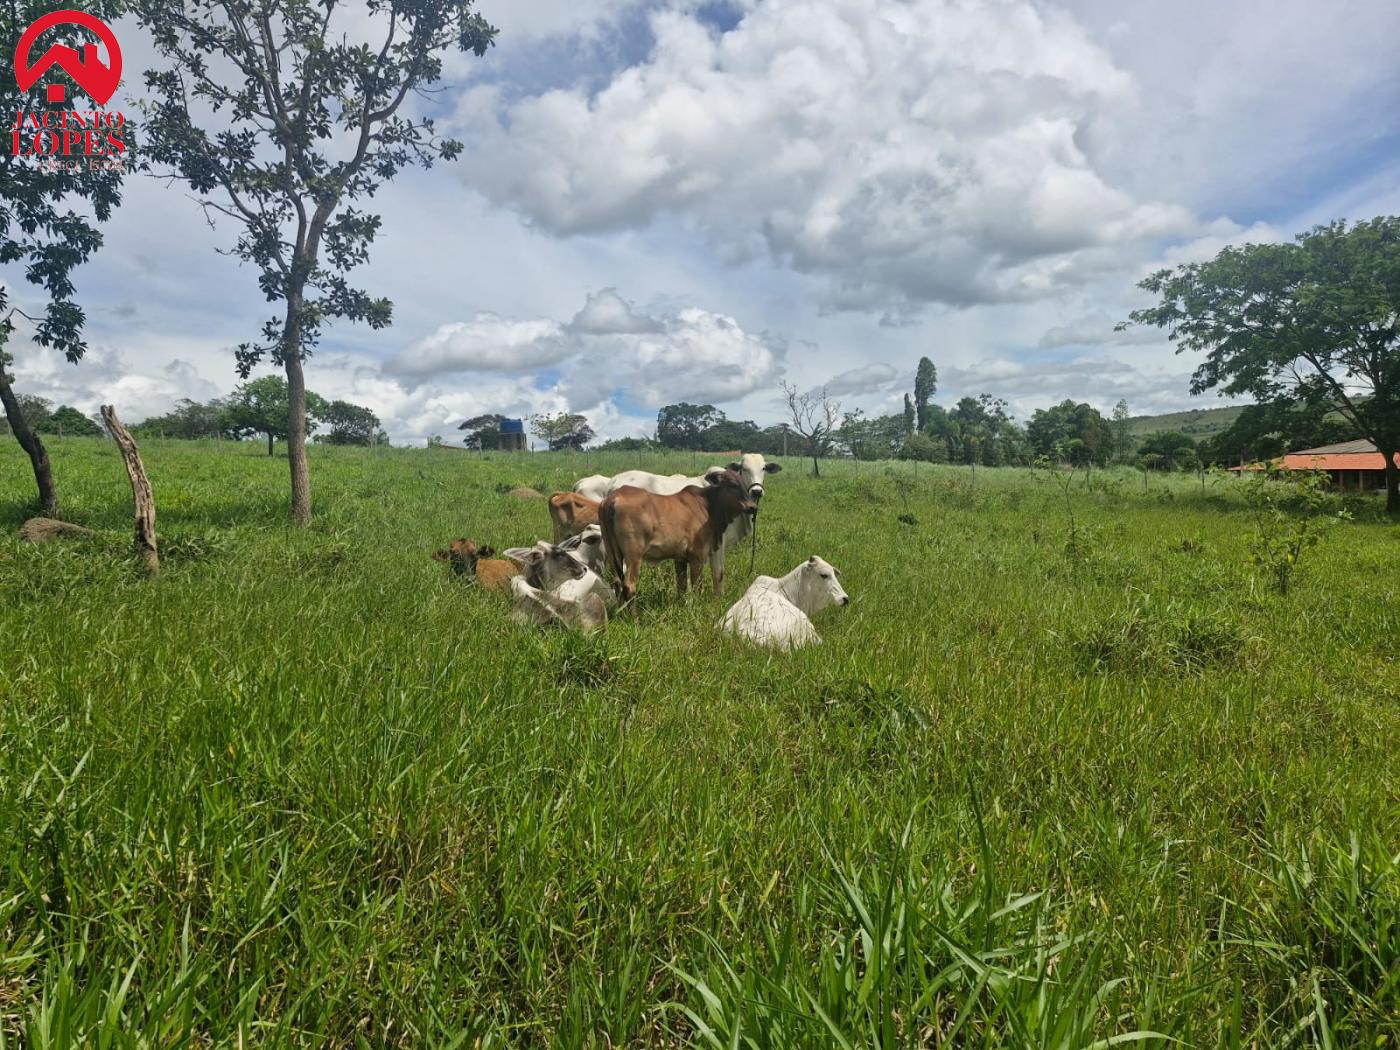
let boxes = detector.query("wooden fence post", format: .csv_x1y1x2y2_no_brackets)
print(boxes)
100,405,159,576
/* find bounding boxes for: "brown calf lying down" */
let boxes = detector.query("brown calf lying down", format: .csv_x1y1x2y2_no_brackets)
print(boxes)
548,491,601,543
599,468,757,603
431,538,521,591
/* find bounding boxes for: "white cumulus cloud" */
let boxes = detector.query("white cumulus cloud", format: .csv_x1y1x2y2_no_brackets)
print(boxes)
389,314,573,376
454,0,1198,314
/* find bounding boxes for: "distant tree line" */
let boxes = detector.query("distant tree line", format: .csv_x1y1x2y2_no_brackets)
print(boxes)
0,396,105,439
11,377,388,452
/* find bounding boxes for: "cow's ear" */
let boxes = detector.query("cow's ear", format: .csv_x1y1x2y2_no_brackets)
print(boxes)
704,467,726,485
765,462,782,474
502,547,536,564
808,555,820,566
727,461,742,472
478,546,496,558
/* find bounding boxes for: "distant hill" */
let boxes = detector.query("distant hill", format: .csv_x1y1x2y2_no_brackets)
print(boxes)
1127,403,1249,439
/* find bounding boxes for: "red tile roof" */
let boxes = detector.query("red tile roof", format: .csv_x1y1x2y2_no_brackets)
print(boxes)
1282,440,1397,472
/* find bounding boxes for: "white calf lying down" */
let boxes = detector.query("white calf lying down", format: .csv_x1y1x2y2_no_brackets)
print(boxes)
719,555,849,650
509,577,608,632
556,525,606,577
504,542,612,632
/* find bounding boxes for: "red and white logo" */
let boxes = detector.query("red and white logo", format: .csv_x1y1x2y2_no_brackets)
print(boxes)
14,9,122,106
10,9,127,166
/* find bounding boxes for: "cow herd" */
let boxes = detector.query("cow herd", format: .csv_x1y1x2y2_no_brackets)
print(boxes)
433,453,849,650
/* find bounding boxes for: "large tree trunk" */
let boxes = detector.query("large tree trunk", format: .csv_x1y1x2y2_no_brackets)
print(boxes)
267,431,274,457
283,317,311,527
1382,445,1399,516
100,405,159,576
0,367,59,517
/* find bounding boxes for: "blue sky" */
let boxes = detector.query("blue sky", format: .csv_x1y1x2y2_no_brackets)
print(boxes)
5,0,1400,445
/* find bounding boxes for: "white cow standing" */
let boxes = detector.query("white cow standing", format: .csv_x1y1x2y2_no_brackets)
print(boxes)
719,556,850,651
574,453,782,589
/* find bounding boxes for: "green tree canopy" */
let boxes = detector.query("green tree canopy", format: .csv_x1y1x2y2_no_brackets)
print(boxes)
529,412,594,451
656,403,725,449
1201,400,1357,467
458,413,505,450
1027,401,1113,466
1138,431,1200,471
134,398,236,440
37,405,103,438
228,376,328,456
700,418,762,453
319,400,381,446
914,356,938,432
1127,217,1400,512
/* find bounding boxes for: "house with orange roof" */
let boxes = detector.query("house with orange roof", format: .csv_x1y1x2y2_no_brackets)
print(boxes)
1279,440,1399,492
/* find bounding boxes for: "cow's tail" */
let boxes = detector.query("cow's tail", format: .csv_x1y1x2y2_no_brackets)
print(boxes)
599,497,625,583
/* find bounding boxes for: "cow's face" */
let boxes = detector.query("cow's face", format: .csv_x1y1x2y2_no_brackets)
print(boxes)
434,538,485,575
508,543,588,590
726,453,781,504
704,468,759,518
797,555,850,611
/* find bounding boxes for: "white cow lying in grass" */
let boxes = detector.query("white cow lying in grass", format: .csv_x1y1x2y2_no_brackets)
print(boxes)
719,556,849,651
504,542,612,632
556,524,606,577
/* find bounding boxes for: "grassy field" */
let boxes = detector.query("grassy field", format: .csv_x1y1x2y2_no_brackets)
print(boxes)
1,438,1397,1047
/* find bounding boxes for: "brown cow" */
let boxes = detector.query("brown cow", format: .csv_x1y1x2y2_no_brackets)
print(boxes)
431,538,521,591
548,491,601,543
599,468,756,603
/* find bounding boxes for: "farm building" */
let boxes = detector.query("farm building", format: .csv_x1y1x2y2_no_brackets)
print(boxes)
1281,440,1398,491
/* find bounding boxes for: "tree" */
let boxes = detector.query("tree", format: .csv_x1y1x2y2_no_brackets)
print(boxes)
228,376,327,455
319,400,380,446
0,393,52,435
700,418,762,453
594,436,657,453
1,1,129,515
1027,401,1114,466
529,412,594,451
1126,217,1400,514
1200,400,1355,467
914,356,938,432
1111,399,1134,463
779,382,841,478
458,413,504,450
134,398,236,440
898,431,941,463
37,405,103,437
136,0,498,524
1138,431,1200,471
902,393,916,435
656,403,725,449
950,394,1021,467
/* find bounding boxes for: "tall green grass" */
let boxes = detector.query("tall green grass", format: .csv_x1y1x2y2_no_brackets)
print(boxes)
0,438,1396,1046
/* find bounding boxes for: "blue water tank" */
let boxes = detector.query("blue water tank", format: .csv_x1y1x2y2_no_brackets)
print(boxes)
500,418,525,434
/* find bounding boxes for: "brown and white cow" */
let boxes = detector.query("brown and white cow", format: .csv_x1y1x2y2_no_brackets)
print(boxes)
548,491,601,543
599,468,757,603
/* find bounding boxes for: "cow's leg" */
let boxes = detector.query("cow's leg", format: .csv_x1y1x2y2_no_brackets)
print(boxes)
674,559,688,595
710,546,725,593
688,556,705,592
622,557,640,604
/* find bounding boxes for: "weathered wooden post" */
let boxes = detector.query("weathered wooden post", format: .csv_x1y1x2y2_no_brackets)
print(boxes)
100,405,159,576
